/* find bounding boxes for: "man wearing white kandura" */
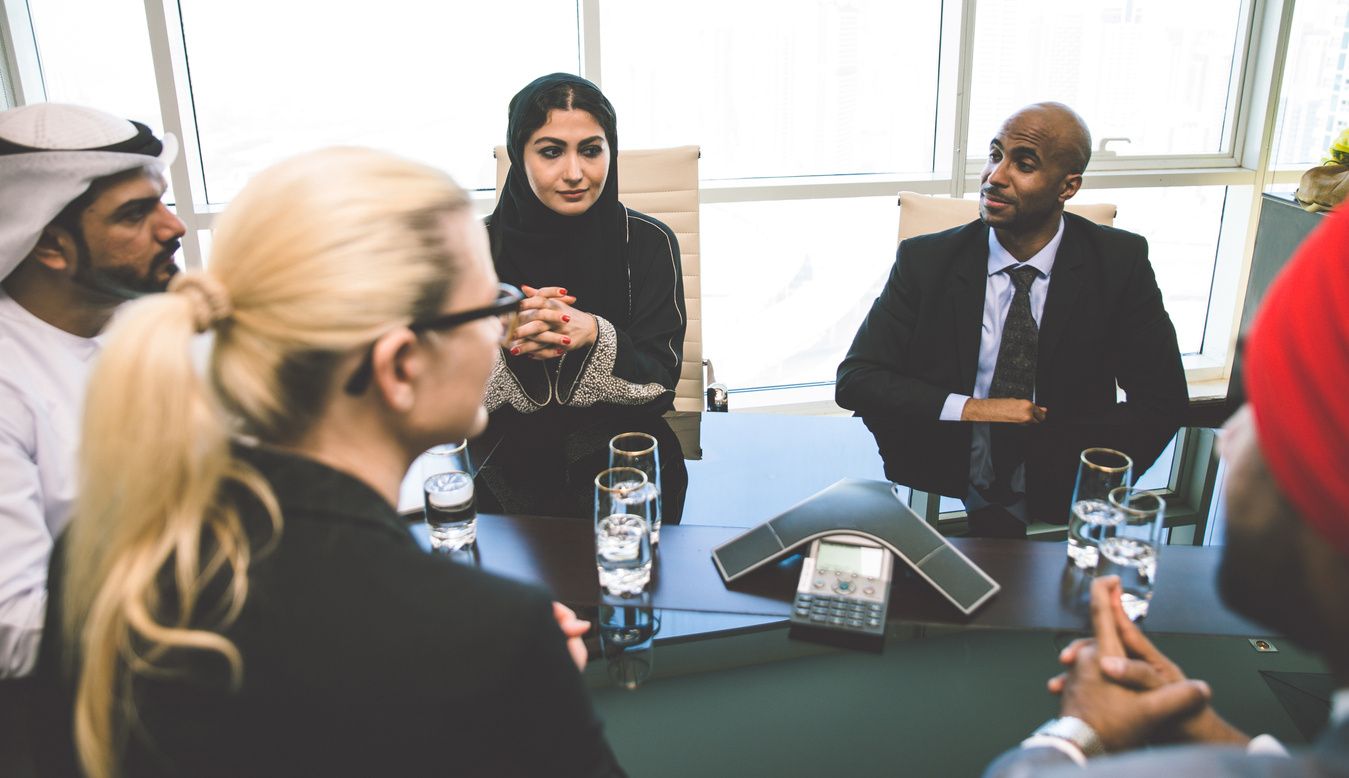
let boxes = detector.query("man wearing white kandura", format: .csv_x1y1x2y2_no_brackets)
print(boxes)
0,102,184,678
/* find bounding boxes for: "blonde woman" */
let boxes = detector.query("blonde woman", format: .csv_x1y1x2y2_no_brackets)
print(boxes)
31,148,624,777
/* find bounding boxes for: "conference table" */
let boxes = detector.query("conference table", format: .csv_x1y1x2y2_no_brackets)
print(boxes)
398,412,1329,776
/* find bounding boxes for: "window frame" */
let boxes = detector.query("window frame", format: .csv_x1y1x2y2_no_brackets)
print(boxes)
0,0,1307,400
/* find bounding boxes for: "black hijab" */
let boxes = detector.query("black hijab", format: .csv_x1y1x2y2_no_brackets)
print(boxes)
489,73,630,325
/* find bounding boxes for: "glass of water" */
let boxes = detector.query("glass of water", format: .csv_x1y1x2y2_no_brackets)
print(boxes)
1097,487,1165,621
423,440,469,480
423,470,477,552
609,432,662,544
594,467,654,597
1067,448,1133,569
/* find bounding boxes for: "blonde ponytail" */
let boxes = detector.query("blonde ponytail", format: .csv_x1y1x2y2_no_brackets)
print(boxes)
61,147,470,777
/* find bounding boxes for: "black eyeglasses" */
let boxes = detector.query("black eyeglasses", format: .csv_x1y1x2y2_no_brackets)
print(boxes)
343,283,523,396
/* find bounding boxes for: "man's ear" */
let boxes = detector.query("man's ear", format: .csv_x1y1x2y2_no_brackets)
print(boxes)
1059,172,1083,203
369,328,424,414
29,224,77,273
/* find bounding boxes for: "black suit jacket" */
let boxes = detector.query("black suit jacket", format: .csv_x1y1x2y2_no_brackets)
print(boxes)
31,446,625,778
836,212,1187,521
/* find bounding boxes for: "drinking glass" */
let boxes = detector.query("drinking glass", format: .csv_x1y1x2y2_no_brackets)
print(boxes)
1066,448,1133,569
1097,487,1165,621
423,470,477,552
594,467,654,597
422,439,470,480
609,432,662,544
398,440,471,511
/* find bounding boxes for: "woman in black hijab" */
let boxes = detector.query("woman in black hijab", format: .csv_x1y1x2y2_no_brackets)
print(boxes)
479,73,688,519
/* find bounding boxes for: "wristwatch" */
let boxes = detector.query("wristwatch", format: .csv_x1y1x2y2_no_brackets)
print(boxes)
1031,716,1106,757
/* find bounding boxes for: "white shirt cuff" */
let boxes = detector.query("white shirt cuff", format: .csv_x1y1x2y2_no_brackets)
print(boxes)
1019,735,1088,767
1246,734,1287,756
940,393,970,421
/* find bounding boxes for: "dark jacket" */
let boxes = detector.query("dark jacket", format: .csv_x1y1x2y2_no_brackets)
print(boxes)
836,213,1187,521
32,445,624,777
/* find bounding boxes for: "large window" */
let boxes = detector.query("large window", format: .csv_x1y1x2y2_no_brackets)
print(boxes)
1273,0,1349,165
177,1,578,202
602,0,943,179
25,0,161,135
968,1,1245,159
6,0,1336,398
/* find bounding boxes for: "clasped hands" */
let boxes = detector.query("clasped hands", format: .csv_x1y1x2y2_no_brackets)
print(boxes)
1045,576,1250,753
506,285,598,360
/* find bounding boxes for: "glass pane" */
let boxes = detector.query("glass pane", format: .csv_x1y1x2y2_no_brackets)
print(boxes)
1272,0,1349,166
1134,433,1176,491
702,196,896,390
1068,186,1226,354
179,0,578,202
26,0,173,203
27,0,161,132
968,0,1242,158
601,0,942,179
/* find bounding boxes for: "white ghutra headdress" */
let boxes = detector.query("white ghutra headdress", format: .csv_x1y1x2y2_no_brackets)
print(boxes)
0,103,178,280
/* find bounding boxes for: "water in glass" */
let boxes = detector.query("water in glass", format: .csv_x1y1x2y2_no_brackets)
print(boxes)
596,513,652,596
1098,535,1157,621
1096,486,1166,621
423,471,477,551
1067,499,1123,569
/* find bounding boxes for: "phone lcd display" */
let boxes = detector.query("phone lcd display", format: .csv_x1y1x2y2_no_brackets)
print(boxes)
817,542,885,577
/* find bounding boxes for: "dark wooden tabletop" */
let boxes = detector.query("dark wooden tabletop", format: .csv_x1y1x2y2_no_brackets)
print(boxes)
448,512,1265,638
401,412,1258,639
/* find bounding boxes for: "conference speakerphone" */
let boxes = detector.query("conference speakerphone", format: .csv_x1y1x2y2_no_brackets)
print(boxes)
712,478,1000,617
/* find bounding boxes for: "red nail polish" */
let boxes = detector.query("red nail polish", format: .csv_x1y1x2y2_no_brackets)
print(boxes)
558,288,567,295
562,315,571,323
562,337,571,345
510,347,520,356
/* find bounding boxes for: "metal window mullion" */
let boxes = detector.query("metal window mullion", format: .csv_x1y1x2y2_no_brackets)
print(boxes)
689,167,1261,206
1204,0,1297,378
142,0,203,269
1221,0,1263,162
948,0,978,198
0,0,45,104
578,0,601,85
0,27,12,108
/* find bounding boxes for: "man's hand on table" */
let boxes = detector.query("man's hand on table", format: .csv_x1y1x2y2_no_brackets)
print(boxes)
1045,576,1250,751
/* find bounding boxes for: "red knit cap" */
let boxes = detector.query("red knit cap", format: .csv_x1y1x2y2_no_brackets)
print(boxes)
1244,203,1349,558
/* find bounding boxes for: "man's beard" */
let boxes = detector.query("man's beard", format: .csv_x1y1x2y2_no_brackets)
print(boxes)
1218,509,1327,653
69,230,180,301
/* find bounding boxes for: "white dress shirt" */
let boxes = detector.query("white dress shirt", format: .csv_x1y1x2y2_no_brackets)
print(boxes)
0,288,102,677
939,218,1065,512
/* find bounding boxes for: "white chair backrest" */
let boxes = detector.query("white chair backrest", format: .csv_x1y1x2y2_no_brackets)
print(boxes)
495,145,704,411
896,190,1116,243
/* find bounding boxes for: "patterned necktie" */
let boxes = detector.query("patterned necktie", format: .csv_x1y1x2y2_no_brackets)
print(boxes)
987,265,1040,498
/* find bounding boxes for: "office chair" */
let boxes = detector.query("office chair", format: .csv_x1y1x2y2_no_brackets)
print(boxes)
896,190,1116,243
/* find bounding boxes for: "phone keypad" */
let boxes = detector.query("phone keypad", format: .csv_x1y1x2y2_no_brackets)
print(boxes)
792,593,885,633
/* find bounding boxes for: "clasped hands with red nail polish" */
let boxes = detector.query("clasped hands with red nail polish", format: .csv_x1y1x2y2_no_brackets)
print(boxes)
504,284,599,360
